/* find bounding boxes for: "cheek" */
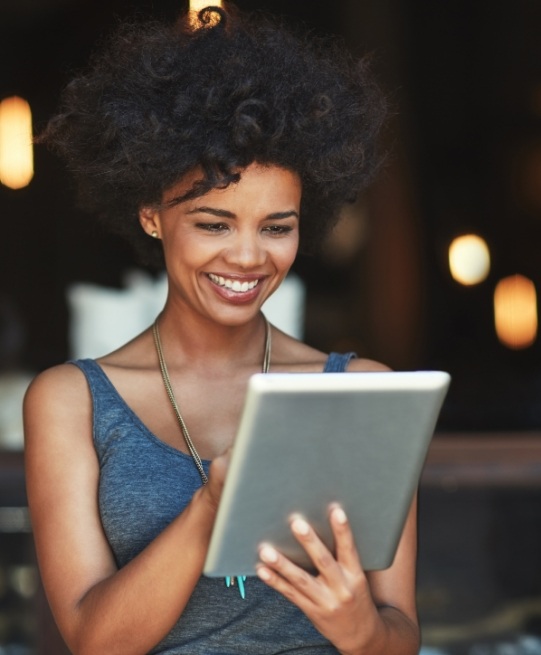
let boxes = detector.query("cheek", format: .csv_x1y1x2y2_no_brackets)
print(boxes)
162,233,210,268
272,238,299,271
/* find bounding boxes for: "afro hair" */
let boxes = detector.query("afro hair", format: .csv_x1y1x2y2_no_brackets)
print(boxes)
41,4,387,267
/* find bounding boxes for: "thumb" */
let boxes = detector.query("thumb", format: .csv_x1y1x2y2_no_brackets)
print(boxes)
205,447,232,508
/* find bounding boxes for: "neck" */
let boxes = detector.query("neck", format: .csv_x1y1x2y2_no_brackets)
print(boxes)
154,308,269,372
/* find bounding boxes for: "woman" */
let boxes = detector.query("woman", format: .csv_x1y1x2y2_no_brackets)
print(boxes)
24,5,419,654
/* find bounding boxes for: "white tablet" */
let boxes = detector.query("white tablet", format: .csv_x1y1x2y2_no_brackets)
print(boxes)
203,370,450,576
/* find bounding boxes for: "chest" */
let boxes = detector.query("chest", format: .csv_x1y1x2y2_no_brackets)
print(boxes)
108,368,254,460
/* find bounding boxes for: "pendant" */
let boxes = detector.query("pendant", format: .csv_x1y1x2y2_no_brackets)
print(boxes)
225,575,247,599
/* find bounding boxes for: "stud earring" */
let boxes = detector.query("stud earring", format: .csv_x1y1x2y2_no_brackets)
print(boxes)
151,230,159,239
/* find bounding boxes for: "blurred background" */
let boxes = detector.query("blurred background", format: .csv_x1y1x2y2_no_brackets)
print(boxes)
1,0,541,653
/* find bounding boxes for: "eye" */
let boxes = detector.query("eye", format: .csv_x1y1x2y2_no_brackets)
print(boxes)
196,222,229,233
262,224,294,235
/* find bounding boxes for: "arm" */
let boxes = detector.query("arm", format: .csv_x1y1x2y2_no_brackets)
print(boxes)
255,499,419,655
24,365,226,655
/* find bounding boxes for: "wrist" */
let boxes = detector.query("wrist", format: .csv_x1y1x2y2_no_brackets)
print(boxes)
337,612,382,655
337,606,419,655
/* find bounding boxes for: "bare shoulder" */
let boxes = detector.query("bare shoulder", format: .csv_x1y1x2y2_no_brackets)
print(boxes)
271,327,391,373
23,363,92,453
270,329,328,372
24,363,90,417
24,362,98,533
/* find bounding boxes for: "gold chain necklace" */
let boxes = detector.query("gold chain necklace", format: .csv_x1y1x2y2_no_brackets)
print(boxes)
152,316,271,482
151,315,271,599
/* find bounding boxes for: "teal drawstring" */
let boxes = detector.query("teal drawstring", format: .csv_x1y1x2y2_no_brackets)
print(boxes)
225,576,247,599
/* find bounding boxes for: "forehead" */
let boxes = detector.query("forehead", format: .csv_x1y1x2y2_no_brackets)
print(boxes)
162,163,302,207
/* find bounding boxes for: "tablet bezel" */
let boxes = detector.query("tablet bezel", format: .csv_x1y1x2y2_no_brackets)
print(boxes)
203,370,450,577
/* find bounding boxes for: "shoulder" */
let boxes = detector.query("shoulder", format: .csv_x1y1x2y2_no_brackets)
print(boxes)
24,363,98,496
270,327,392,373
23,363,92,438
269,327,326,371
24,362,89,408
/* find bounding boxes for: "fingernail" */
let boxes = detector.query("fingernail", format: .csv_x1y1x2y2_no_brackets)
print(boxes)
257,566,272,581
333,507,348,524
291,518,310,536
260,545,278,563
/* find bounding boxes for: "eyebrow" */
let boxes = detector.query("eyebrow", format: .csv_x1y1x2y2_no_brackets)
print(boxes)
186,207,299,220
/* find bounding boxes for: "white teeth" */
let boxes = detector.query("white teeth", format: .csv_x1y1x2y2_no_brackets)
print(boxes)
209,274,259,293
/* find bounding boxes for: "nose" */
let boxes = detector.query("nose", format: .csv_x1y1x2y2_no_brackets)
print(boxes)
223,231,266,269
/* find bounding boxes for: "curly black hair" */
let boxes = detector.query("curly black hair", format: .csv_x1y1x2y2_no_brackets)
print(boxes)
41,4,387,267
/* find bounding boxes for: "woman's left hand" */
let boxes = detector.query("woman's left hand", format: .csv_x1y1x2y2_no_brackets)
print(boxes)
255,505,413,655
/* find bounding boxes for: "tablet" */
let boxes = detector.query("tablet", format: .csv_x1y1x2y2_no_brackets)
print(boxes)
203,370,450,576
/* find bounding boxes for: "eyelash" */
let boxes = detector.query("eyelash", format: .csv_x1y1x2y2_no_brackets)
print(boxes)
196,222,229,232
263,225,294,235
196,223,294,235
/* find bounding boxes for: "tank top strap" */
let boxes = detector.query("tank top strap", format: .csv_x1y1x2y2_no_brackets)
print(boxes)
67,359,120,437
69,358,110,396
323,352,357,373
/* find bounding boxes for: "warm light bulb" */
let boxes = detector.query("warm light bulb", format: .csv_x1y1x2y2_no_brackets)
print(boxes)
189,0,222,28
190,0,222,10
494,274,538,349
448,234,490,285
0,96,34,190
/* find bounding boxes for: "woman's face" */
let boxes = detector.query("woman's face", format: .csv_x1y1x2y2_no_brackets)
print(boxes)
140,162,301,327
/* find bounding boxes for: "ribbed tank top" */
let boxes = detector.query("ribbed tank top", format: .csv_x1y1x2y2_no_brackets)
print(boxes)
71,351,356,655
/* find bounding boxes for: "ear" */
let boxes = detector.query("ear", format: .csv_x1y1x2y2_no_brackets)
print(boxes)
139,206,161,239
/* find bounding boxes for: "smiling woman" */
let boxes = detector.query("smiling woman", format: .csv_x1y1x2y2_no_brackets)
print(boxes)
139,163,300,325
22,4,420,655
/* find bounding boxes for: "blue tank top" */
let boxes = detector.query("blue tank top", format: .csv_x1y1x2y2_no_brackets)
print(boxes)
71,352,356,655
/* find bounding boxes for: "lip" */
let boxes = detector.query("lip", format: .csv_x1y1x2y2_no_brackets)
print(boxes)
206,272,267,304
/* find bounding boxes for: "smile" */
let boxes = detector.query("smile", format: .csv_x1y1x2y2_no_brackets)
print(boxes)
208,274,260,293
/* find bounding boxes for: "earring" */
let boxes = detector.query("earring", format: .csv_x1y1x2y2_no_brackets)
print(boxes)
151,230,159,239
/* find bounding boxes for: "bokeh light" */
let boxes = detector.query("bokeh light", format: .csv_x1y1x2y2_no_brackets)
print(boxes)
448,234,491,285
0,96,33,190
494,274,538,349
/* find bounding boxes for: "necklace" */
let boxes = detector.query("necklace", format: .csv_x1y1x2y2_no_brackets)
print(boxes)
152,315,272,598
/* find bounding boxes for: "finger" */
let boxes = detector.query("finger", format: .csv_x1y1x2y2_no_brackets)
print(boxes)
256,563,319,615
256,545,321,607
288,516,343,581
204,449,232,507
328,504,362,571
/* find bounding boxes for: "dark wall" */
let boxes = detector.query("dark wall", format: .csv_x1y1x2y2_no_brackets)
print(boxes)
401,0,541,429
